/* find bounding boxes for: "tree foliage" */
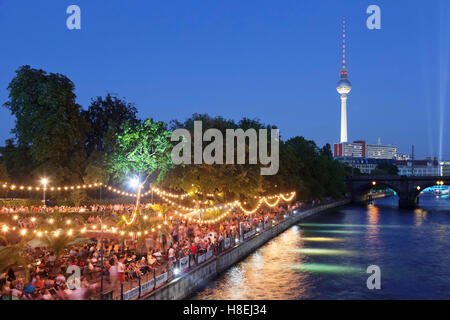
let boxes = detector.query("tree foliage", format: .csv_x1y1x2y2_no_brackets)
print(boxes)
3,65,88,184
268,137,346,200
162,114,272,202
82,93,140,156
82,94,141,185
107,119,174,185
107,118,174,222
161,114,346,202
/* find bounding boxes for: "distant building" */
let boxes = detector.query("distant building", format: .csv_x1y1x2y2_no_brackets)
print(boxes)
396,154,411,161
366,144,398,160
440,161,450,176
336,157,440,176
353,140,366,157
396,159,440,176
334,141,365,158
334,140,399,160
336,157,395,174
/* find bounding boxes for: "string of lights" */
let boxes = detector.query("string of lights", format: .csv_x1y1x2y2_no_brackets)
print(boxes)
280,192,296,202
150,186,191,199
0,177,296,229
0,191,295,220
150,186,217,199
0,223,170,238
1,180,295,207
196,208,233,224
1,182,136,197
1,192,295,234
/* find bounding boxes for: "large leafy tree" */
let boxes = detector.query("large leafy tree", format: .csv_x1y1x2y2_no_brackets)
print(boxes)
82,94,140,155
0,139,36,184
163,114,269,203
82,94,140,184
108,119,174,217
279,137,346,200
3,65,88,184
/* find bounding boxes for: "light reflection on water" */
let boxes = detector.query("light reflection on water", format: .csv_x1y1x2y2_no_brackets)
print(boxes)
301,237,346,242
366,205,381,246
193,221,314,299
193,195,450,300
292,248,357,256
302,229,365,234
290,263,365,274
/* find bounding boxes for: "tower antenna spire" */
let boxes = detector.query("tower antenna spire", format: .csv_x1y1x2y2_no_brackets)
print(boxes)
342,17,346,68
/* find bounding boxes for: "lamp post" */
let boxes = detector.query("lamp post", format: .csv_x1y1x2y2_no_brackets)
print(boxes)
99,183,104,298
41,178,48,210
176,212,180,259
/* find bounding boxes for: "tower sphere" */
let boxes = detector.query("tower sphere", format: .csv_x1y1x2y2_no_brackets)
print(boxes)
337,66,352,94
336,78,352,94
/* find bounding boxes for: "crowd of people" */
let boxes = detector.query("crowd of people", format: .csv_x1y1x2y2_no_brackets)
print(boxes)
1,203,140,215
0,199,319,300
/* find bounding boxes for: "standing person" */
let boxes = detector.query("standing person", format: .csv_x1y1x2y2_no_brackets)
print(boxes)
190,242,197,264
117,258,125,284
109,259,119,288
168,245,176,266
172,228,179,246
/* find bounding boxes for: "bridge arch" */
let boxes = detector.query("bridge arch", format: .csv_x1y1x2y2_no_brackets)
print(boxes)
412,183,449,202
352,181,400,203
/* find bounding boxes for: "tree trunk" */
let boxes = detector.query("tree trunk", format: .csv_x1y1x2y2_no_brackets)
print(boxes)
135,180,148,255
135,184,142,213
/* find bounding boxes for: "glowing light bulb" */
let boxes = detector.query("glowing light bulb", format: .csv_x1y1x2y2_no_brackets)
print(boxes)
128,177,140,189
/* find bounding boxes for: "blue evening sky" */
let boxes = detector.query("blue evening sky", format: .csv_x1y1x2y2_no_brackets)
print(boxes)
0,0,449,159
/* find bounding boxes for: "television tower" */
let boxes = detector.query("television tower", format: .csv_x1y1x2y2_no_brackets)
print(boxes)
336,17,352,143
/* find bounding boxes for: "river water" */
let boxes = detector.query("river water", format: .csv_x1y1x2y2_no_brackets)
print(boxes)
192,194,450,299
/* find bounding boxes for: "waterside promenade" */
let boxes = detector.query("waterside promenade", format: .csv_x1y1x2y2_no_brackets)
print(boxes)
128,199,351,300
